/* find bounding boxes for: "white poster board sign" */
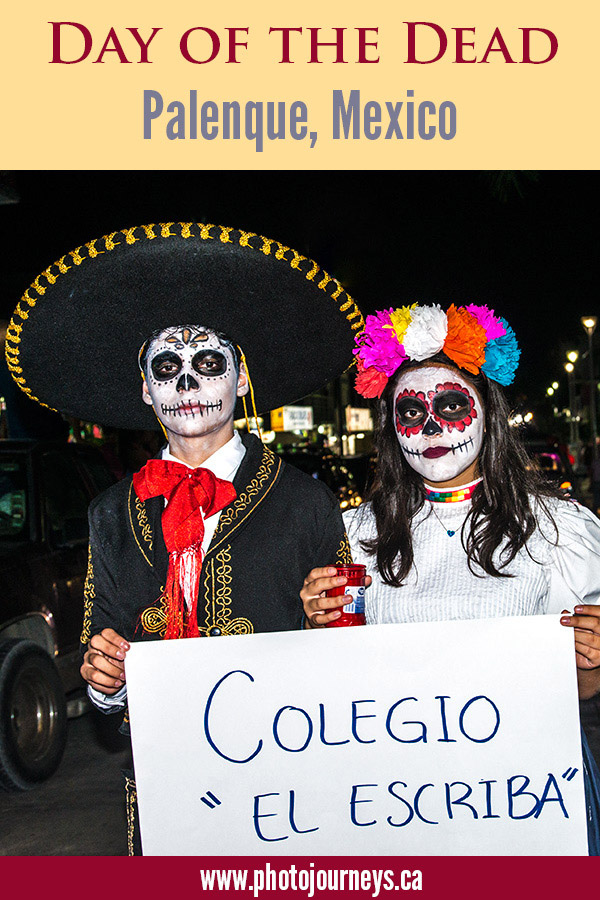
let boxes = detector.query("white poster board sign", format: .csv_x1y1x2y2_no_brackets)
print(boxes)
126,616,588,856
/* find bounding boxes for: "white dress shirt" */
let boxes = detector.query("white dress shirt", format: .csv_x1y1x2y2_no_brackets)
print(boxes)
88,431,246,711
162,431,246,550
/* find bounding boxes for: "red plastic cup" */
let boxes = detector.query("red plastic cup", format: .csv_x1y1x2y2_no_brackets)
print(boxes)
325,564,366,627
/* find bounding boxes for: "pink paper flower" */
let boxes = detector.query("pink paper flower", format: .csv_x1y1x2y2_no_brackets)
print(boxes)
465,304,507,342
354,308,407,377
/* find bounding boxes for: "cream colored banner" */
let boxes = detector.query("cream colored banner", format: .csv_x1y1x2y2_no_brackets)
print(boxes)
2,0,597,169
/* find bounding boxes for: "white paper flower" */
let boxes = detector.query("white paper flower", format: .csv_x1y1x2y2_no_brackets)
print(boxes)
402,304,448,361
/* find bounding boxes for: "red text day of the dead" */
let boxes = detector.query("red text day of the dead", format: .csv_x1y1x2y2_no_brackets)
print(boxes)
48,23,558,66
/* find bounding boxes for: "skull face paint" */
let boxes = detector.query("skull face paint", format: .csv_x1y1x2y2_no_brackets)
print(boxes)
141,326,246,438
393,365,484,483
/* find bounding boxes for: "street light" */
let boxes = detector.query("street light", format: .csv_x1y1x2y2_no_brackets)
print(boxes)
551,381,559,391
581,316,598,460
564,361,580,450
567,350,579,364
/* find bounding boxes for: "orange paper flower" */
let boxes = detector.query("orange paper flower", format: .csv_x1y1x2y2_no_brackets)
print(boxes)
355,356,389,398
443,305,487,374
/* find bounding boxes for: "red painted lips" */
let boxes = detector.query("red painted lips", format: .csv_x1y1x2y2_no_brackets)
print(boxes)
423,447,451,459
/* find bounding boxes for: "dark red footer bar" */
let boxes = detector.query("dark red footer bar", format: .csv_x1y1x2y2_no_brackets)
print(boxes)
0,857,597,899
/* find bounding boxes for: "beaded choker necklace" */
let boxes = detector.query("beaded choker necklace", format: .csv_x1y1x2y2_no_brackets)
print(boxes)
424,479,482,504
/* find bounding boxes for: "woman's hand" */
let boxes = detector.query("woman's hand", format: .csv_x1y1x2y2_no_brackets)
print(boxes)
560,606,600,699
300,566,372,628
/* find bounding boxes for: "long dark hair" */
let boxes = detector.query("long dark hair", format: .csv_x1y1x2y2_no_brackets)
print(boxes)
363,353,564,586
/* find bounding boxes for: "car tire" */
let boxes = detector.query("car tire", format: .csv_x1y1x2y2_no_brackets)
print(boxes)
0,639,68,790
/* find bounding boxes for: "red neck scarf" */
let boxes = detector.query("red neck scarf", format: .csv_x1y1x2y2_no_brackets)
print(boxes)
133,459,236,639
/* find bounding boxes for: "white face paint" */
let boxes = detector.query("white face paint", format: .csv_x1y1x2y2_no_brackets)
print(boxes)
393,365,484,483
141,326,247,439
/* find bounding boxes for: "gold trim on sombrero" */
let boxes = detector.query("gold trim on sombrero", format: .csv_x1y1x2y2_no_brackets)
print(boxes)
6,222,364,407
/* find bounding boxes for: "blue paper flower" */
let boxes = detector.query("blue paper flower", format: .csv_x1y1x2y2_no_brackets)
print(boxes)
481,317,520,385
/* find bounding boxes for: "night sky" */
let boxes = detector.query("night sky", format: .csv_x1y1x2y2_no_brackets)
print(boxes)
1,170,597,415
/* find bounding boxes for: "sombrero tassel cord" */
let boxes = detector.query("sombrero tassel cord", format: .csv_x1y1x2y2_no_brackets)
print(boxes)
238,347,263,442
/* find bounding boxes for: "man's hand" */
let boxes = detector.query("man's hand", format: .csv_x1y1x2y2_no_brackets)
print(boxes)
81,628,130,694
300,566,372,628
560,606,600,700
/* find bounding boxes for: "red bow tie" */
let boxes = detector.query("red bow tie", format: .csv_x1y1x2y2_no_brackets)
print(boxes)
132,460,236,640
133,459,236,554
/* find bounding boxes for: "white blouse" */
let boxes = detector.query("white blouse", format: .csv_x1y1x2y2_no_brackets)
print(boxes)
344,497,600,625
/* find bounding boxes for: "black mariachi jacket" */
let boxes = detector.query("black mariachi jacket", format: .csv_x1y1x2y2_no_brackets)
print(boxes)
80,433,352,649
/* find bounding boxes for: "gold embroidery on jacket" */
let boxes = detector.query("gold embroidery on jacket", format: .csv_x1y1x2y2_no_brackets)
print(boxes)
210,447,282,554
140,592,168,634
337,532,354,565
214,447,275,532
128,483,152,568
199,548,254,636
135,496,153,552
201,558,214,634
125,776,137,857
80,546,95,644
214,546,233,617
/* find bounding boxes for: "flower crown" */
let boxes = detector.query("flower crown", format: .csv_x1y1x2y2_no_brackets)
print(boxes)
353,303,520,398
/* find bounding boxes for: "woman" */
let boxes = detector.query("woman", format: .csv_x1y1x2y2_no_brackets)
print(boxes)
301,303,600,849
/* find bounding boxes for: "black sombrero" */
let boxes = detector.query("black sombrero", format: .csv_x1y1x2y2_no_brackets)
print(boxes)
6,222,364,430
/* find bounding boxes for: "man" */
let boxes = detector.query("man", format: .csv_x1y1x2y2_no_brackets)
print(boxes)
6,221,363,853
81,322,350,680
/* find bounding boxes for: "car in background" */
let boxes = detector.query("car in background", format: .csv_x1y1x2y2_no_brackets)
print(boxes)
277,448,364,510
525,438,580,501
0,440,115,790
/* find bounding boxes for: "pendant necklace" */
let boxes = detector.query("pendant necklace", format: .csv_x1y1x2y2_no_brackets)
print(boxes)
424,479,482,538
429,503,465,537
